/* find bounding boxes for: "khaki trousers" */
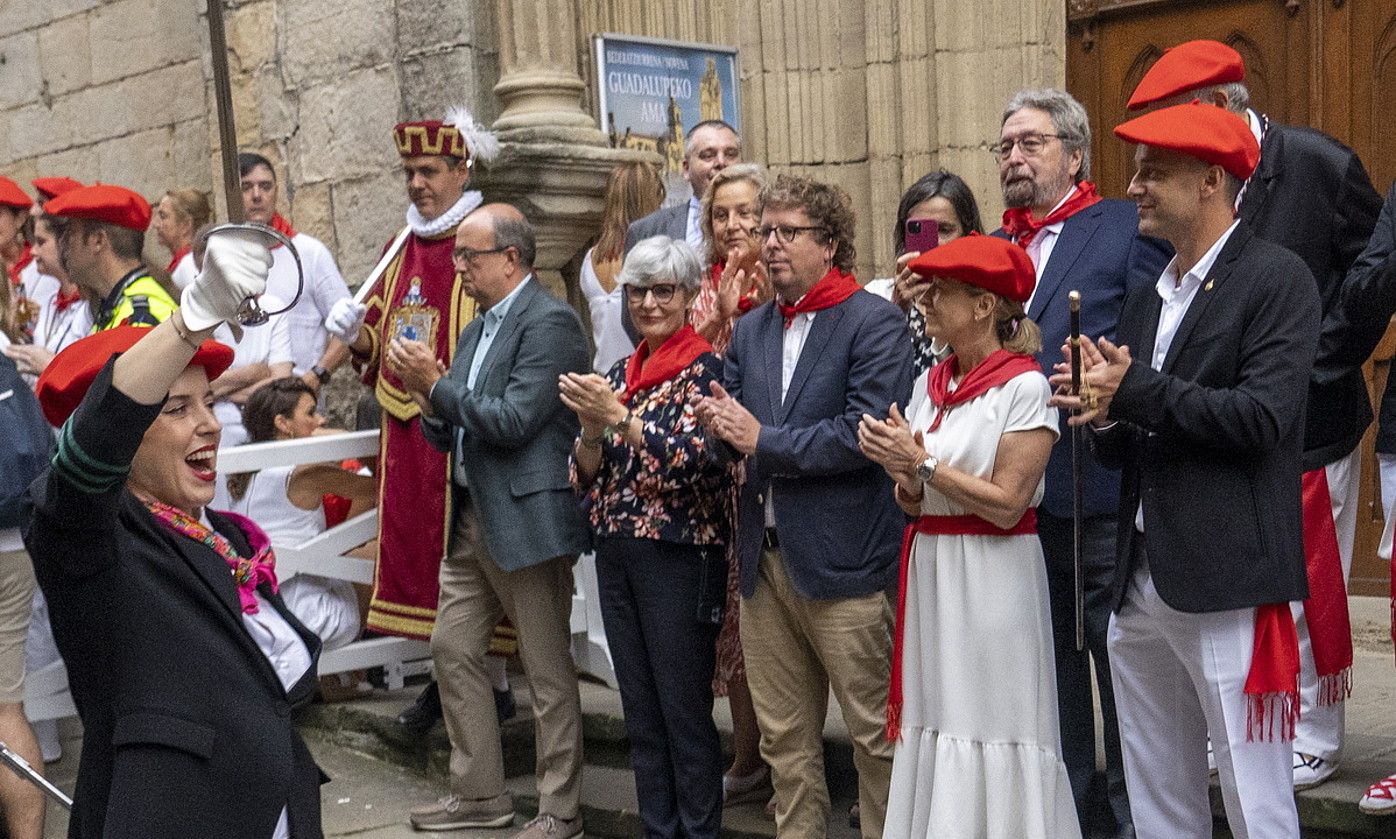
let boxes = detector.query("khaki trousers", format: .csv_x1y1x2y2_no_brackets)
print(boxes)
431,504,583,818
740,547,894,839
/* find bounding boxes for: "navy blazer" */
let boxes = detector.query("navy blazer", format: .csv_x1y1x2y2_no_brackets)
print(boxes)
423,278,591,571
723,289,913,600
1093,224,1318,613
998,198,1171,518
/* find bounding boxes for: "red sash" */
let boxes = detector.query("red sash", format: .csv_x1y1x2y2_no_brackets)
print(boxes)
166,245,190,275
886,511,1039,741
621,324,712,405
269,213,298,249
925,350,1042,432
1245,604,1301,742
777,267,860,328
1298,468,1353,705
1001,182,1103,249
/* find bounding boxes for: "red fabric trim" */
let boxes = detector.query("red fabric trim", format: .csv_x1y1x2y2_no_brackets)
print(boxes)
1001,181,1103,249
621,324,712,405
777,267,860,328
268,213,298,249
925,350,1041,432
1299,467,1353,705
7,242,32,287
166,245,190,275
1244,603,1300,742
886,509,1038,742
53,286,81,312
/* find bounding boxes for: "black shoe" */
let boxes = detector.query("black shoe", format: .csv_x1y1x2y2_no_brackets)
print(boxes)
494,686,516,723
397,680,443,736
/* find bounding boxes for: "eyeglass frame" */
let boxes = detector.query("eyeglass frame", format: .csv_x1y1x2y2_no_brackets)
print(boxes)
623,283,681,305
991,132,1064,161
452,245,510,265
754,224,828,245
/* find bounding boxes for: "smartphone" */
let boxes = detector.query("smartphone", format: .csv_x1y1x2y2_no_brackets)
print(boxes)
904,219,940,254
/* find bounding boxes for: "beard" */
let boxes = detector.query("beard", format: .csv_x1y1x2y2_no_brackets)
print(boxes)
1002,165,1075,211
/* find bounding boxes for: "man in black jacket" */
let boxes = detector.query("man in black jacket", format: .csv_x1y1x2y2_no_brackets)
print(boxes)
1127,39,1382,790
1052,102,1319,839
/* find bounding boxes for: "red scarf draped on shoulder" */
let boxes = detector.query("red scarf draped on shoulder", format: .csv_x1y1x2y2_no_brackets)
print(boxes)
143,500,279,615
777,267,860,328
8,242,32,287
925,349,1041,432
166,245,190,274
621,324,713,405
1001,182,1102,249
268,213,297,249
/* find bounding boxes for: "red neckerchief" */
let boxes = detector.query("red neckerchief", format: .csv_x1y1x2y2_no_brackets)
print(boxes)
1001,181,1103,249
925,349,1041,432
53,286,81,312
710,262,761,314
166,245,190,274
887,511,1038,741
777,267,861,328
268,213,298,250
143,500,279,615
7,242,32,288
621,324,712,405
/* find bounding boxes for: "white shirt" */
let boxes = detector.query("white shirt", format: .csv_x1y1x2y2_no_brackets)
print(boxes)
579,247,635,374
1020,186,1077,312
1135,220,1240,532
31,280,92,357
170,251,198,290
764,308,816,527
212,296,294,447
264,233,351,375
686,196,704,250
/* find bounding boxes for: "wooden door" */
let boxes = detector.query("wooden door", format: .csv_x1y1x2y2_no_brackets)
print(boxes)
1067,0,1395,596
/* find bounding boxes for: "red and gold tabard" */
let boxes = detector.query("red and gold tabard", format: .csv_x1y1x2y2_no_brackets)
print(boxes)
355,228,475,639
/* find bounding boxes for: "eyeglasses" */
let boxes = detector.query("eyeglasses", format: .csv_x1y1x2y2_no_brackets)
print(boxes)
992,133,1063,161
624,283,679,304
754,224,826,244
452,244,508,263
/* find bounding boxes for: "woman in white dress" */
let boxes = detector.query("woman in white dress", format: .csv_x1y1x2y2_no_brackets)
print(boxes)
857,234,1078,839
223,377,376,650
580,161,665,373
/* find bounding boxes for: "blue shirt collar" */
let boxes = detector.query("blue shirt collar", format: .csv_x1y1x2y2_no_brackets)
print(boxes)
484,274,531,326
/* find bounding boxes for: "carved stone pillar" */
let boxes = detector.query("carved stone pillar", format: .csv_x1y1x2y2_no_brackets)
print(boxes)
478,0,653,301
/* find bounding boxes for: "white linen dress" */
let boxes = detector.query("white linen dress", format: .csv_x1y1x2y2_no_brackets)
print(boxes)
883,368,1080,839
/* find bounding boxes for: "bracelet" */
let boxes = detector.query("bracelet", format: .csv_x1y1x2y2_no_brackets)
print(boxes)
169,311,203,350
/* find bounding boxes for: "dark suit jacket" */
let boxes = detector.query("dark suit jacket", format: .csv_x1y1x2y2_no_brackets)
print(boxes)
1335,182,1396,453
23,363,324,839
1092,223,1319,614
998,198,1171,519
624,202,689,253
423,277,591,570
722,290,913,600
1240,119,1382,469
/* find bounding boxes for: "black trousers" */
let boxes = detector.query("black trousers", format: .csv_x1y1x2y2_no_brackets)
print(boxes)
595,537,726,839
1038,511,1132,833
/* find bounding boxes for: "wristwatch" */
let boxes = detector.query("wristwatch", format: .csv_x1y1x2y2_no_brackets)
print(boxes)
915,455,939,485
609,409,635,436
311,365,332,386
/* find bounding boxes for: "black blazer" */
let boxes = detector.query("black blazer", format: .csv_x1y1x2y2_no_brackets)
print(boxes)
1093,223,1320,613
23,363,324,839
1240,120,1382,469
1340,182,1396,453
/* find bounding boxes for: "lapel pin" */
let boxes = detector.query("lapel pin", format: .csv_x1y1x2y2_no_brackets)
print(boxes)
1204,279,1214,291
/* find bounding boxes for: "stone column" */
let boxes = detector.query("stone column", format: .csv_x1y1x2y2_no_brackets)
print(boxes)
477,0,652,301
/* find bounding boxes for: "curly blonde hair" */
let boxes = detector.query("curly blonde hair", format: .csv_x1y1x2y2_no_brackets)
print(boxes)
758,174,857,272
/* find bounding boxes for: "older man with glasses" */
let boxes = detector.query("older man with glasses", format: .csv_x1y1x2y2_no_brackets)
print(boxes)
994,88,1171,839
697,174,912,838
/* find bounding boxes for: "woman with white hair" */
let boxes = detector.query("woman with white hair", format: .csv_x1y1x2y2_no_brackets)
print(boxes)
560,235,735,839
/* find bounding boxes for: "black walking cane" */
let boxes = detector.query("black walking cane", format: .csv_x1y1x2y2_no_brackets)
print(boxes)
0,740,72,811
1068,291,1086,653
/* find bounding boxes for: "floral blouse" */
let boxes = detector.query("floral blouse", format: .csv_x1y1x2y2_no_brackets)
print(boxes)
570,352,735,546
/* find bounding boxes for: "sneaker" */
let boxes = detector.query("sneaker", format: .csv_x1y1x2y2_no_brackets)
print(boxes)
408,793,514,831
1359,773,1396,816
722,764,771,807
1293,752,1337,790
509,812,582,839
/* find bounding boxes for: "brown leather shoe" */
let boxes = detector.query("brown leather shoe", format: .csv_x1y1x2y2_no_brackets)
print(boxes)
408,793,514,831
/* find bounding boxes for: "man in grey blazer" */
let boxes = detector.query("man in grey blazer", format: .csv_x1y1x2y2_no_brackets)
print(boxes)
388,204,591,839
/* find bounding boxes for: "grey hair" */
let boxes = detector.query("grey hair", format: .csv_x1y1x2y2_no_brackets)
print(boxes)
490,214,536,268
618,235,704,293
1003,88,1092,181
1200,81,1251,114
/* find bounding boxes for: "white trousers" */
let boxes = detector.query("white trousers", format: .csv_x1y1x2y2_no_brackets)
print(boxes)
1108,558,1299,839
1291,449,1359,761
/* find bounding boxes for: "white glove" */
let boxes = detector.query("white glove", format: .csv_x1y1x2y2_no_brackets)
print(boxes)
180,230,274,333
325,298,367,345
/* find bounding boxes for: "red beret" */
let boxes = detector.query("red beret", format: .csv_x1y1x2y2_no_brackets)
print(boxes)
0,176,33,210
1127,40,1245,111
393,121,466,159
907,233,1036,303
36,326,234,427
43,184,151,231
1114,101,1260,181
31,176,84,201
